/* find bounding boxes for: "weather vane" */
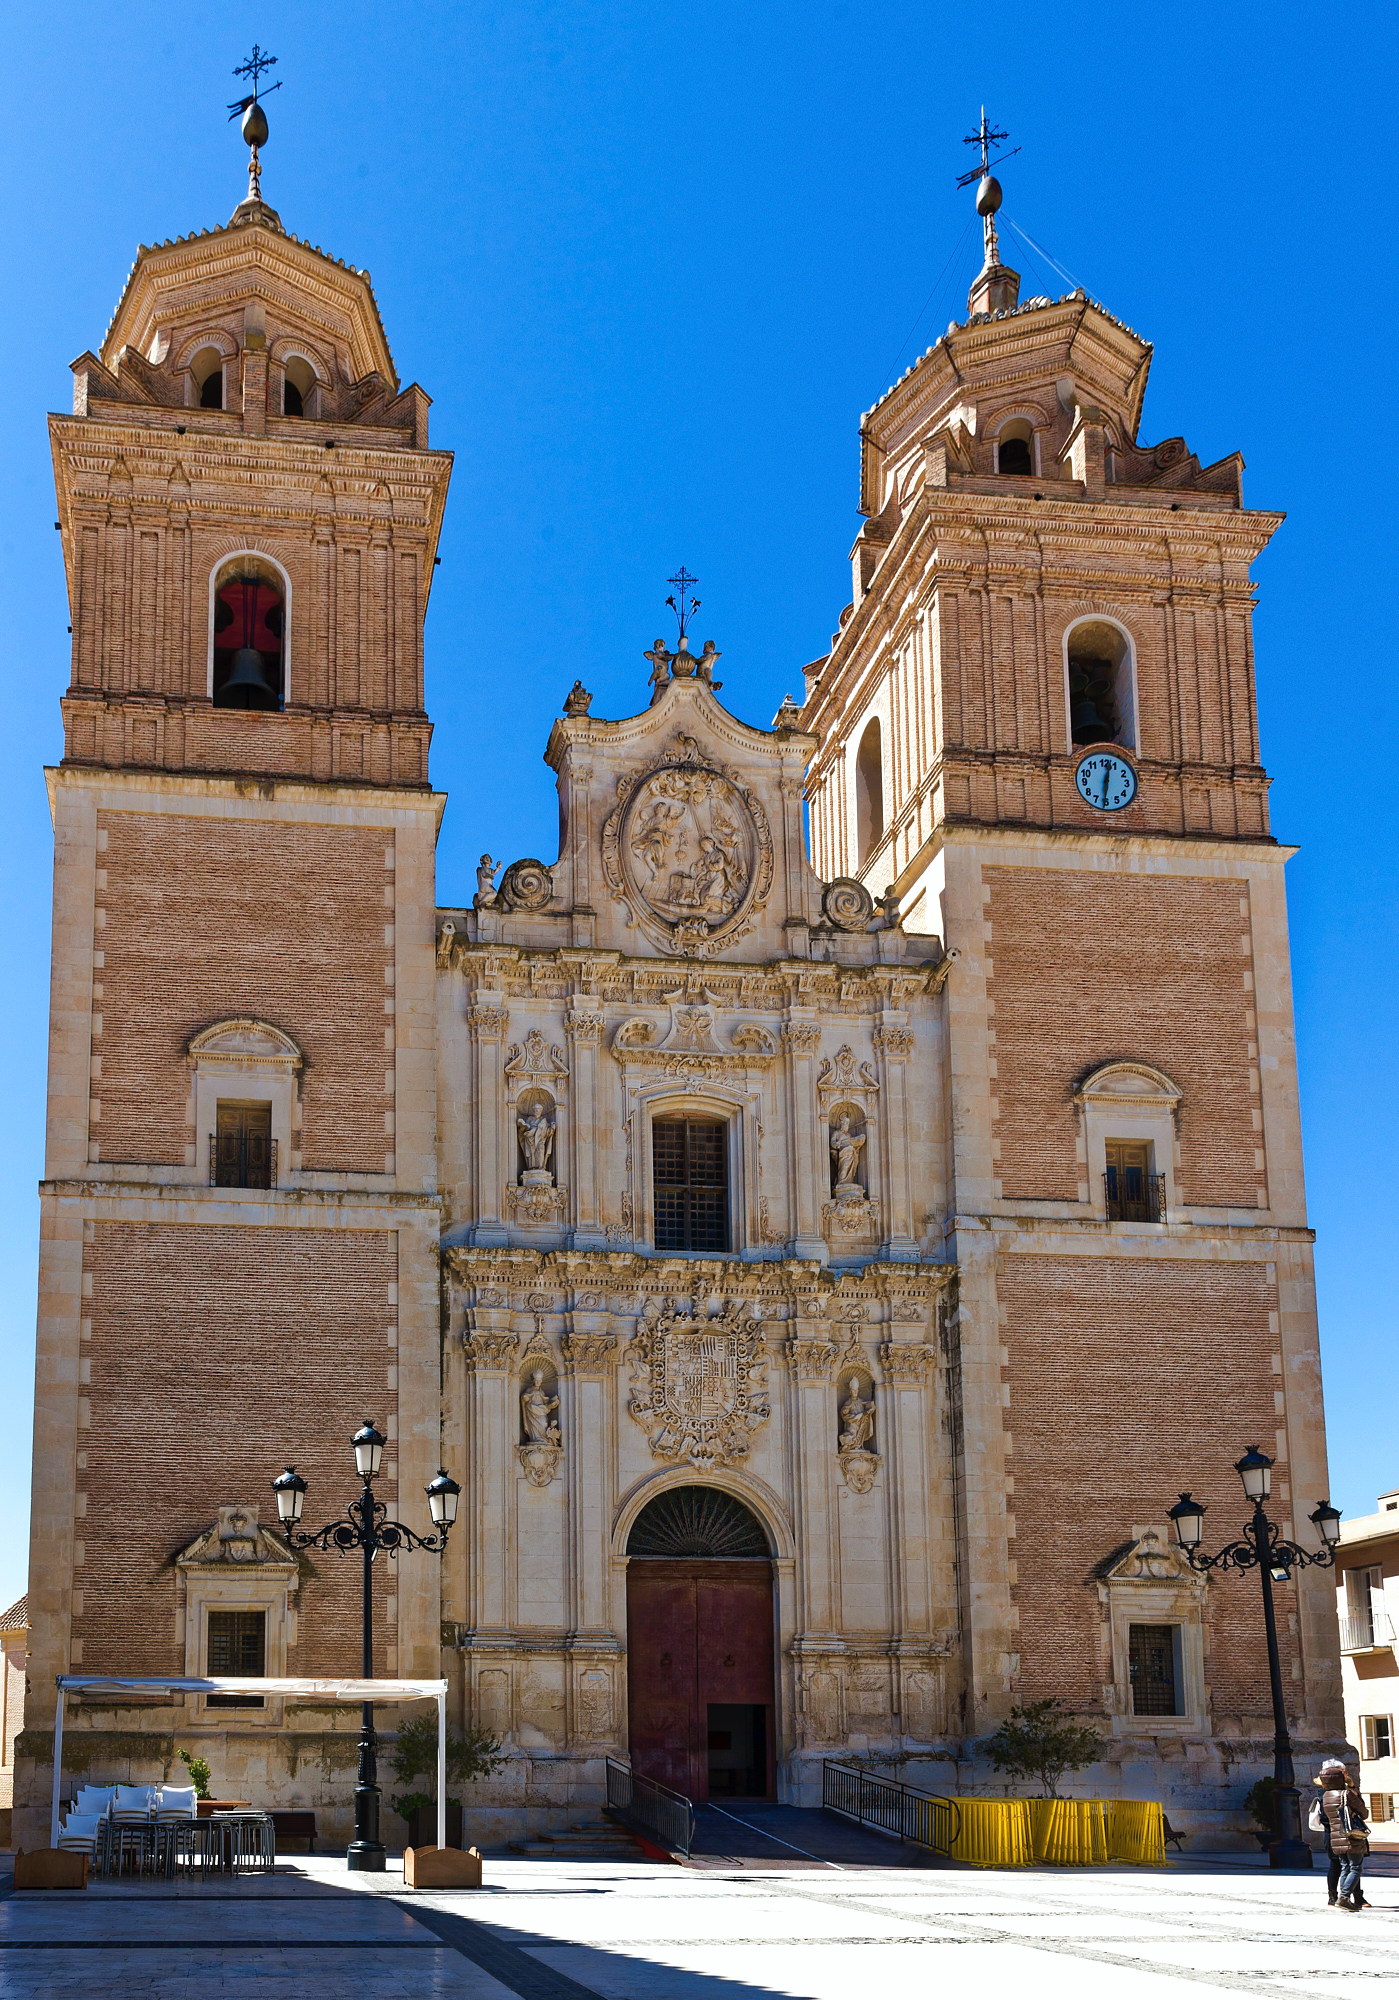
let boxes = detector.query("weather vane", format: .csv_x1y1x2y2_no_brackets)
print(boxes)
228,45,282,117
227,46,283,210
955,107,1019,189
665,567,700,646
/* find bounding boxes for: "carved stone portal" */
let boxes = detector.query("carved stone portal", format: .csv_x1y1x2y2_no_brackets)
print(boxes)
627,1302,770,1470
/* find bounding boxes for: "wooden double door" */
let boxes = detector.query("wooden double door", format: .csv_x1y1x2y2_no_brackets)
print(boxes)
626,1558,775,1801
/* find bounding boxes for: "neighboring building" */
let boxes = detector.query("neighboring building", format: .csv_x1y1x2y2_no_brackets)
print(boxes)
1336,1491,1399,1838
0,1596,27,1819
19,127,1344,1849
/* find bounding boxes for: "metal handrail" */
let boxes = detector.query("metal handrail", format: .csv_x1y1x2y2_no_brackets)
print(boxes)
822,1759,961,1856
605,1757,695,1859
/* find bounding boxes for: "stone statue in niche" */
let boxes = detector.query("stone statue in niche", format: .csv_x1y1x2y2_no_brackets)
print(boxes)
517,1104,555,1182
830,1115,866,1200
838,1376,875,1454
518,1365,564,1488
521,1367,561,1445
837,1375,879,1494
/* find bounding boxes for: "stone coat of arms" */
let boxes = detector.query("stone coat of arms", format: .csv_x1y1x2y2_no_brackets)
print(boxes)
627,1303,770,1470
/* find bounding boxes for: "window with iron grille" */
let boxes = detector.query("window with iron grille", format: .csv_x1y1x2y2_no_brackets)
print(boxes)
1128,1622,1180,1716
206,1609,266,1707
213,1102,273,1189
653,1117,729,1253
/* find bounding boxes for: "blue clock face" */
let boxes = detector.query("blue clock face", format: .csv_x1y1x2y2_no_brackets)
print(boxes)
1075,752,1137,812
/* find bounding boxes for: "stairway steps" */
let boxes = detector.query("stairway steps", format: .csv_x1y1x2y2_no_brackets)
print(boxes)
507,1818,648,1859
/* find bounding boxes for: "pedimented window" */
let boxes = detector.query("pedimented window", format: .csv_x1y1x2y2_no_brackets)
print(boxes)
1074,1061,1181,1221
187,1019,301,1188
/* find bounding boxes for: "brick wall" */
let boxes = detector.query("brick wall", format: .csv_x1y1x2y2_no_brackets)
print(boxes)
76,1222,398,1676
997,1251,1289,1719
986,867,1262,1206
95,813,391,1172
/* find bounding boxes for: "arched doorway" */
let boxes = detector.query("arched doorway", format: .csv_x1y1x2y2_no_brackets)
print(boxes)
626,1486,775,1802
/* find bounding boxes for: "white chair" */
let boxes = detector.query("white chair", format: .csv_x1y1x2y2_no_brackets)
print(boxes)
110,1784,157,1876
74,1785,117,1817
57,1811,104,1855
110,1783,156,1819
154,1783,198,1817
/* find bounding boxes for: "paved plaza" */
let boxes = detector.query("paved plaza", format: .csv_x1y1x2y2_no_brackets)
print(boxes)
2,1815,1397,1999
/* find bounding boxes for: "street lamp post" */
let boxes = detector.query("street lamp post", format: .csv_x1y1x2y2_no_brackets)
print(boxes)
1168,1447,1342,1871
272,1423,461,1872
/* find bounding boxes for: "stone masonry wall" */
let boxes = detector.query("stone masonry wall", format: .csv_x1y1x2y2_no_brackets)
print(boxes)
94,812,392,1171
985,867,1262,1206
76,1221,398,1676
997,1250,1290,1718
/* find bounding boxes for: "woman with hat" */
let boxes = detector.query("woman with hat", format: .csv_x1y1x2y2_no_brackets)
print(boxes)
1313,1761,1371,1910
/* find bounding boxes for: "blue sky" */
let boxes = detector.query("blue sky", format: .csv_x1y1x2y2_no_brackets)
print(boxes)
0,1,1394,1613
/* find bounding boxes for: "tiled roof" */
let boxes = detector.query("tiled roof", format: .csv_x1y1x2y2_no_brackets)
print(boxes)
0,1594,27,1631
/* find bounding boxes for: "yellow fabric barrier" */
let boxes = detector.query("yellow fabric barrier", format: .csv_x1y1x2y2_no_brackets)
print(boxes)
946,1797,1166,1868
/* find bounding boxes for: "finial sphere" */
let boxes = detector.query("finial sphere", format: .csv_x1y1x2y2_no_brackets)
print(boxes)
975,173,1002,217
242,101,269,148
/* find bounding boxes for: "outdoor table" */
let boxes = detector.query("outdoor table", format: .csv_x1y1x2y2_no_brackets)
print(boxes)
197,1798,251,1816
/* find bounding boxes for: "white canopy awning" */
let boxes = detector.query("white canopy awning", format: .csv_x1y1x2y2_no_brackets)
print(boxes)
51,1676,450,1850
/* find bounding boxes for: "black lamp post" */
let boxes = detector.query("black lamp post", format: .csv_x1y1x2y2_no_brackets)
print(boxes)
272,1424,461,1872
1168,1447,1342,1871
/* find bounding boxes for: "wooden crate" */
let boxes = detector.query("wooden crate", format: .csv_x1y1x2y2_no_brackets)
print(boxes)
14,1848,89,1890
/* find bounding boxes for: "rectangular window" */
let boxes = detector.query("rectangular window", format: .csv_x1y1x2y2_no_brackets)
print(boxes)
1370,1793,1394,1823
653,1117,729,1253
214,1102,273,1190
1361,1715,1393,1761
1128,1623,1180,1716
1344,1566,1383,1649
1105,1142,1164,1223
206,1609,266,1708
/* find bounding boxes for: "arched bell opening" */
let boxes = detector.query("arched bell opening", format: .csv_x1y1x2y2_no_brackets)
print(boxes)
626,1485,775,1803
855,717,884,866
1065,617,1136,750
212,562,286,712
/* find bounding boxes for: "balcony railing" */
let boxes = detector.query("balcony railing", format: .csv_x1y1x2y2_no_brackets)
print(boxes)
209,1136,278,1189
1104,1172,1166,1223
1339,1610,1396,1653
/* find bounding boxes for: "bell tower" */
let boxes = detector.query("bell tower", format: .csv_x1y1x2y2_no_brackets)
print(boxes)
22,79,452,1848
802,134,1342,1799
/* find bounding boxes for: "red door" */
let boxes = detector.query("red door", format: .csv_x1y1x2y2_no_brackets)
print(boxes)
627,1558,774,1801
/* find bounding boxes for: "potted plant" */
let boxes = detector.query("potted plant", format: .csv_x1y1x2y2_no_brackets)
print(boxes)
1244,1776,1278,1850
178,1750,212,1800
388,1714,502,1849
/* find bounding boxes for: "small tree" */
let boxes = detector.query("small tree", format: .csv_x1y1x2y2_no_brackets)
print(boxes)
178,1749,212,1799
387,1713,503,1825
1244,1775,1277,1836
983,1699,1106,1799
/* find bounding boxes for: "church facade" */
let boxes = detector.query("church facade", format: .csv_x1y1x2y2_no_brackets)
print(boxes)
18,151,1343,1848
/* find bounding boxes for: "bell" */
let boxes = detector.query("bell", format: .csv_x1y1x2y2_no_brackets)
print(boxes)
1071,698,1113,744
220,647,278,711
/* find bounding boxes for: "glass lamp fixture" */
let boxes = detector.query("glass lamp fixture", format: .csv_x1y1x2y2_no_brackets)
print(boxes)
1235,1446,1273,1504
1168,1491,1206,1550
425,1468,462,1529
1309,1500,1343,1548
352,1421,387,1480
272,1465,307,1524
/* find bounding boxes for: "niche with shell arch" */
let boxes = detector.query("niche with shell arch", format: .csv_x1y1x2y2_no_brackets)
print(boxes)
515,1087,557,1184
519,1351,562,1447
827,1100,868,1198
835,1358,878,1491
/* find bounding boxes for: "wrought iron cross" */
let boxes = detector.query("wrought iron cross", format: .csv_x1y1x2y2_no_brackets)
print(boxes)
956,108,1019,189
228,44,282,117
665,567,700,646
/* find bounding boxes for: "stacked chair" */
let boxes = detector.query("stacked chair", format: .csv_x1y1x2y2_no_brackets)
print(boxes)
56,1780,205,1878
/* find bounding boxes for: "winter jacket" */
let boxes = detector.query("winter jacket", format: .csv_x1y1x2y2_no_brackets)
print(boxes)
1321,1787,1369,1858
